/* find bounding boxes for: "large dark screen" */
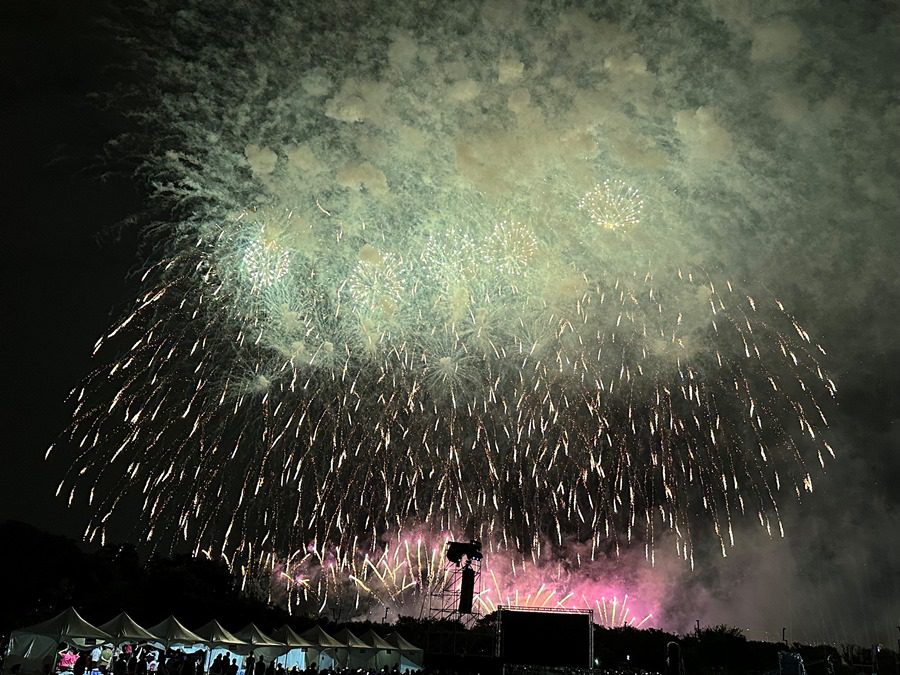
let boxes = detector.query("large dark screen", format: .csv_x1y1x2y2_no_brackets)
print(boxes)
499,609,591,667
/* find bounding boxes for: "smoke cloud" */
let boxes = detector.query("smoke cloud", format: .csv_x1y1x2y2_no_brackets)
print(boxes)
72,0,900,645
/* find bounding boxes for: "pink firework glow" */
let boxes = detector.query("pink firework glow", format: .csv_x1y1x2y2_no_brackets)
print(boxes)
259,529,656,627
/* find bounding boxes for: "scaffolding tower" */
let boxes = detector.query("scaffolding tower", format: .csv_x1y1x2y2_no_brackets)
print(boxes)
424,544,483,629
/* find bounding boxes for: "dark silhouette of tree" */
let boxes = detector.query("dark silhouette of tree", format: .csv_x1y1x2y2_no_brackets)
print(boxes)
594,626,672,670
0,521,87,633
0,521,286,635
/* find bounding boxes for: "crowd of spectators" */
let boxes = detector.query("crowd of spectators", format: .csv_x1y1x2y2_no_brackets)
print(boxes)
49,645,408,675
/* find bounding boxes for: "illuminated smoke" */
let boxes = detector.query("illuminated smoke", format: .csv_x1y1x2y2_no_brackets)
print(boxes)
53,0,841,621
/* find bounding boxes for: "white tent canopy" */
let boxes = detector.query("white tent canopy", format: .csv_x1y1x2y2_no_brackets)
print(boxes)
98,613,159,644
17,608,111,642
298,626,342,650
360,630,397,671
4,608,112,675
300,626,343,670
192,621,247,670
268,626,311,650
331,628,372,669
147,616,205,648
2,611,423,675
233,624,287,661
193,621,246,649
269,626,311,671
386,632,424,673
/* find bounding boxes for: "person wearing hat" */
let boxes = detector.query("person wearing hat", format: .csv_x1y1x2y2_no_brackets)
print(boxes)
100,645,114,673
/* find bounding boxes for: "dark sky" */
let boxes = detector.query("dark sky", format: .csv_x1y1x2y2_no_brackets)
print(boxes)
1,0,142,537
1,0,898,647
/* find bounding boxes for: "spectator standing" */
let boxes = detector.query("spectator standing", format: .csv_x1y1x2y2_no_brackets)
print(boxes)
99,646,114,674
73,651,88,675
58,647,79,673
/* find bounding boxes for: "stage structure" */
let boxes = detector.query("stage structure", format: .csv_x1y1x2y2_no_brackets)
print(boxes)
426,540,483,629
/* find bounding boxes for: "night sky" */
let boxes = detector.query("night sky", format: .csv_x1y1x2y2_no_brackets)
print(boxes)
2,1,144,537
1,0,898,646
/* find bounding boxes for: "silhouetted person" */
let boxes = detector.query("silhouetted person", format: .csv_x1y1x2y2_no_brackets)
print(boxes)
73,652,88,675
227,659,237,675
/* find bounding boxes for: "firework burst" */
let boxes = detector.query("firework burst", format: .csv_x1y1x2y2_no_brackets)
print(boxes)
260,530,654,627
54,0,838,622
578,180,645,233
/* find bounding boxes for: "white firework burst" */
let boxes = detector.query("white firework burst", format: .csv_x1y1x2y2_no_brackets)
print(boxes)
578,179,644,232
